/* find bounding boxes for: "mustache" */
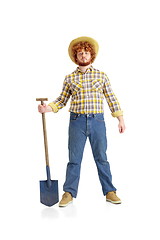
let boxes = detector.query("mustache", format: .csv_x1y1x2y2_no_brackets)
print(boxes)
78,60,91,66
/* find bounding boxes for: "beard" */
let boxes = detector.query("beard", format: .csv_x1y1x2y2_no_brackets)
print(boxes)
77,59,92,66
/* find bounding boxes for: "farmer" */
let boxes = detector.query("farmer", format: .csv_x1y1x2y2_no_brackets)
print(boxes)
38,36,126,207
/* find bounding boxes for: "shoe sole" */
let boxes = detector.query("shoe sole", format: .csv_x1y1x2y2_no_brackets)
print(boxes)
59,200,73,207
106,199,122,204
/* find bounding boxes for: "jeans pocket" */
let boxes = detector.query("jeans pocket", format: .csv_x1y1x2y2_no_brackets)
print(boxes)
70,113,80,122
94,114,104,122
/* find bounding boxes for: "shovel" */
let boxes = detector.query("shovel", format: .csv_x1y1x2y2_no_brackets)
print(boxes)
36,98,59,207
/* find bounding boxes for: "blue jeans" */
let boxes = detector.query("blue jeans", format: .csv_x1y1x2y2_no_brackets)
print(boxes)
63,112,117,198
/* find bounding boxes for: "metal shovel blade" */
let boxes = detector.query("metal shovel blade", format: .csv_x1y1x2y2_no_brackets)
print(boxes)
40,166,59,207
40,179,59,207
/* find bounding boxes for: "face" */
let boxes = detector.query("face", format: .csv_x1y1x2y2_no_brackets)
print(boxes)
76,49,91,66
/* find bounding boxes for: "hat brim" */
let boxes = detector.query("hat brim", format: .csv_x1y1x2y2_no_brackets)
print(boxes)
68,36,99,64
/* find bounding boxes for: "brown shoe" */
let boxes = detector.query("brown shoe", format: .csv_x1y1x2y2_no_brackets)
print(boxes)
106,191,121,204
59,192,73,207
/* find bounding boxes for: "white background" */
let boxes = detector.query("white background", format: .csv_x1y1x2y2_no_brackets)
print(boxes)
1,0,160,239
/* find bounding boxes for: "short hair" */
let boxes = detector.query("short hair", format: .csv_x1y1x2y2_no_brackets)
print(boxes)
72,41,96,64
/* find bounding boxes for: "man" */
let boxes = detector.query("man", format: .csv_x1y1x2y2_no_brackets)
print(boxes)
38,36,126,207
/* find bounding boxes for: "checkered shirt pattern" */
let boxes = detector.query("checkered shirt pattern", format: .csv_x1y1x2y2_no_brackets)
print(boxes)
53,66,122,115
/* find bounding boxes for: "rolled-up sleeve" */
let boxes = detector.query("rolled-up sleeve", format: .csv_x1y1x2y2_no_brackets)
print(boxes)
103,74,123,117
51,79,72,111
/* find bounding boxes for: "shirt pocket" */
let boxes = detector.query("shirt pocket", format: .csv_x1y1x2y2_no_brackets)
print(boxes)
71,81,81,93
92,79,103,92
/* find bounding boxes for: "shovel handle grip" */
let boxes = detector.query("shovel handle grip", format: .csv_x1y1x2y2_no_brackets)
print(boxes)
36,98,49,167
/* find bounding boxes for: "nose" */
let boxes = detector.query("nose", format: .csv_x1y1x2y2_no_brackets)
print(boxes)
82,52,87,58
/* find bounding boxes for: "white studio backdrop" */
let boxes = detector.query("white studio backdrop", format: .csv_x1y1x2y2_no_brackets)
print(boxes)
0,0,160,239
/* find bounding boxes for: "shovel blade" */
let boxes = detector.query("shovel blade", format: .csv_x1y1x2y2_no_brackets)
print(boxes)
40,180,59,207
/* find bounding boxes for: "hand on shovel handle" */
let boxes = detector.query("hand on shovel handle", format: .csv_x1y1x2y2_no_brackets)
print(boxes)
38,103,47,113
38,104,53,114
37,97,53,114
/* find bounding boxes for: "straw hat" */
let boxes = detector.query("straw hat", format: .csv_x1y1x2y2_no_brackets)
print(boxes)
68,36,99,64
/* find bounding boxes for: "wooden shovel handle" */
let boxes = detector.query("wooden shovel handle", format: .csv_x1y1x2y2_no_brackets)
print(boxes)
36,98,49,167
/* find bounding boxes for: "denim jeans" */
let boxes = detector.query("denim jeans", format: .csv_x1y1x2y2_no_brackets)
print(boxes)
63,112,117,198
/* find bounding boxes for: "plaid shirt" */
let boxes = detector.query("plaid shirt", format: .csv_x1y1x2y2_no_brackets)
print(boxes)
52,66,123,116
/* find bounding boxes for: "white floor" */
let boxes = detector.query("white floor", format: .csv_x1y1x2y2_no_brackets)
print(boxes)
3,185,158,240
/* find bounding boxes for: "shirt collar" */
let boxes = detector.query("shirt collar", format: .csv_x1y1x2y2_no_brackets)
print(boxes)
76,65,94,73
